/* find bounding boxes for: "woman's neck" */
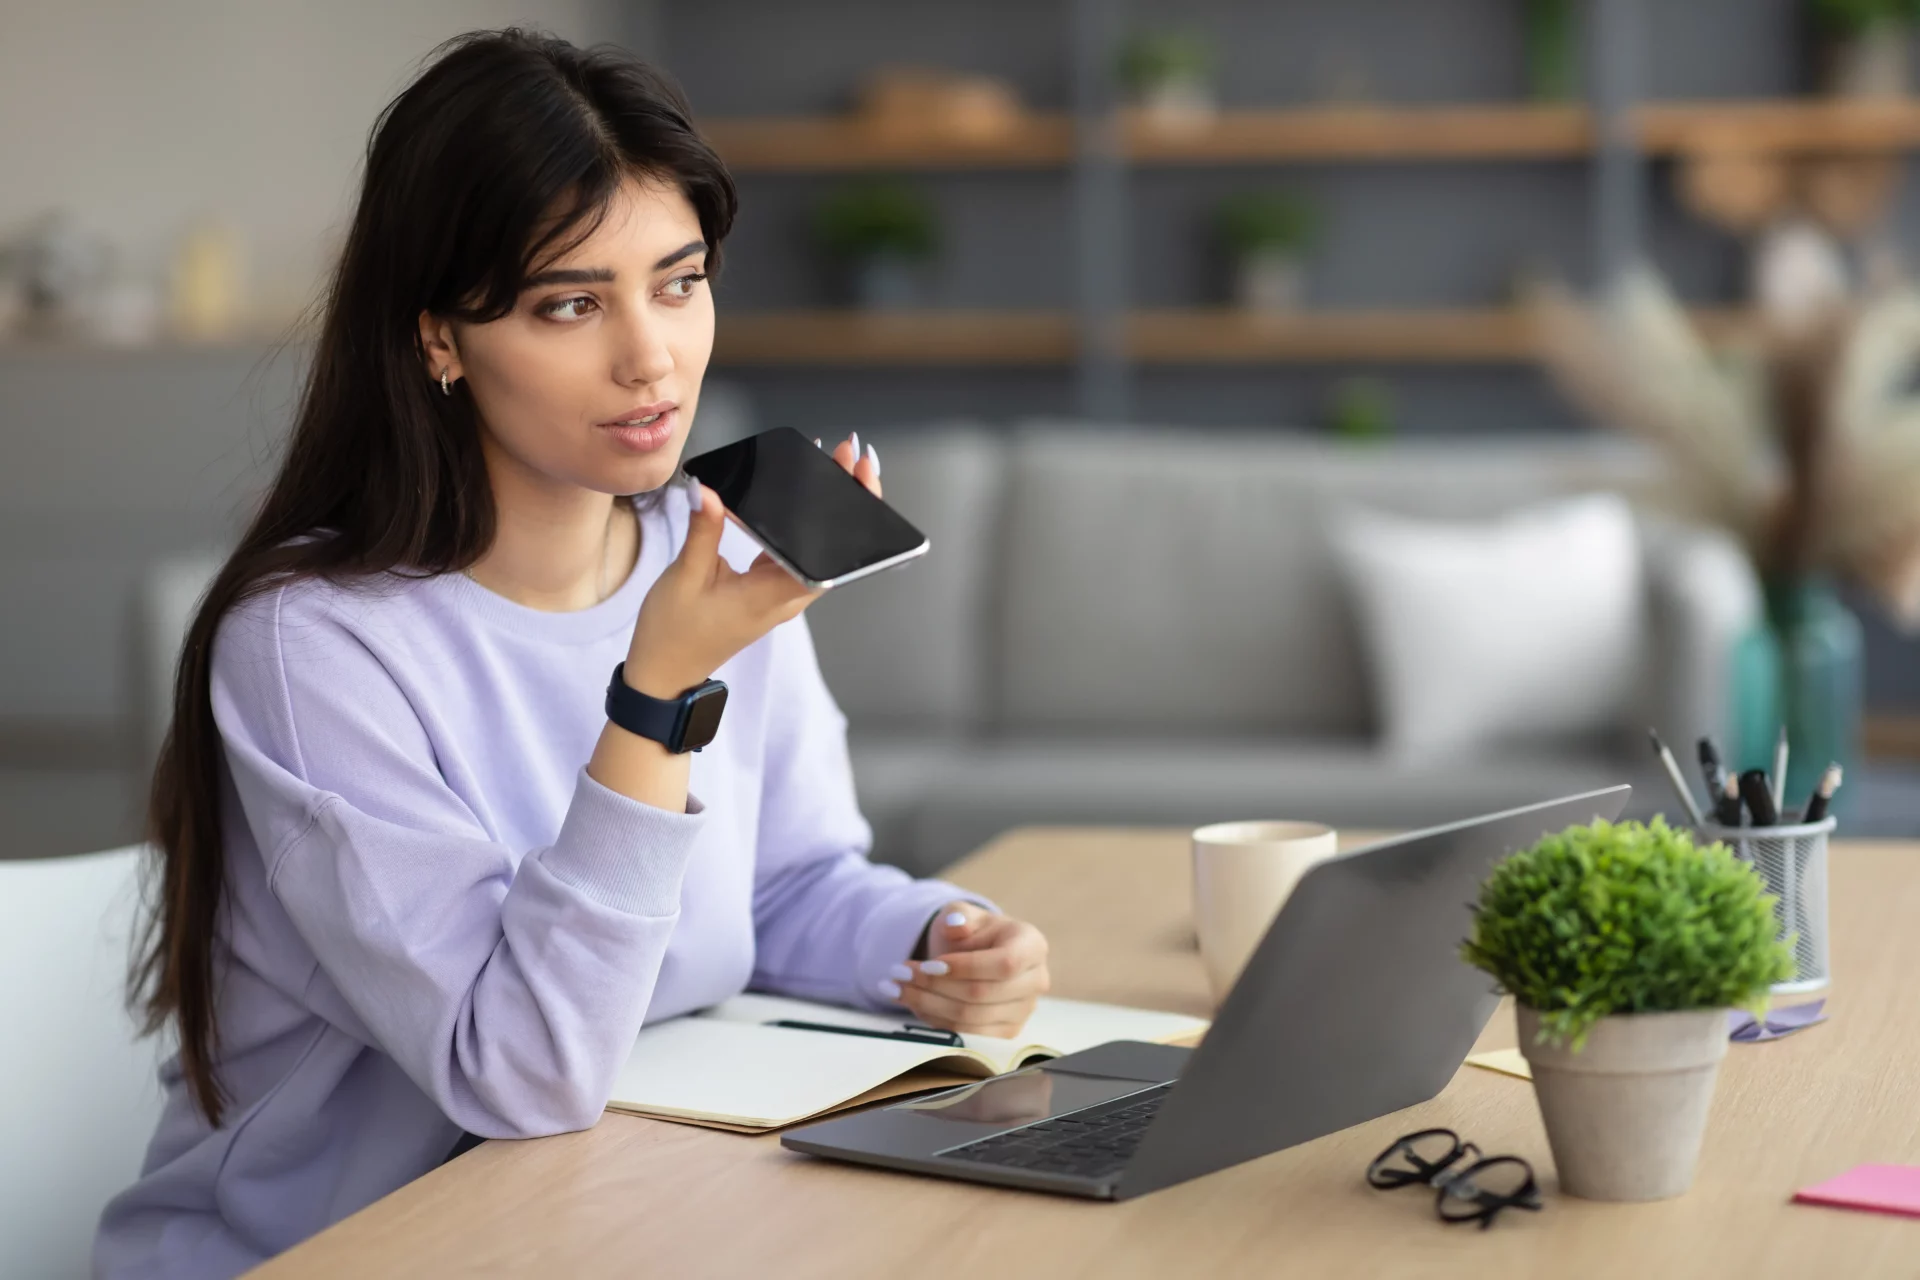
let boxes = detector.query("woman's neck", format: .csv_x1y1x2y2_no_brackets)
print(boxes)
465,447,639,612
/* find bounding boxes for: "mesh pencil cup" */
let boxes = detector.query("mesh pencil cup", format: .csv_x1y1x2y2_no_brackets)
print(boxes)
1694,815,1836,995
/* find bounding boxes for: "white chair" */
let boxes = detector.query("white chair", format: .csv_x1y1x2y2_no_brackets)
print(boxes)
0,846,169,1279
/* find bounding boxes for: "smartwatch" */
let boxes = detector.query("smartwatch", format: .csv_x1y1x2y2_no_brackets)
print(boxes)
605,663,729,753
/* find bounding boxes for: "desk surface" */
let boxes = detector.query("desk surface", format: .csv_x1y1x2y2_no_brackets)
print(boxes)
254,830,1920,1279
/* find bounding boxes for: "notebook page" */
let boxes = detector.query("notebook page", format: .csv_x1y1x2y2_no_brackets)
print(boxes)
607,1016,976,1128
693,992,1207,1071
965,997,1209,1068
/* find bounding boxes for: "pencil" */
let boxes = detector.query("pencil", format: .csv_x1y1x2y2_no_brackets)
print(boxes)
1771,725,1789,813
1650,730,1706,826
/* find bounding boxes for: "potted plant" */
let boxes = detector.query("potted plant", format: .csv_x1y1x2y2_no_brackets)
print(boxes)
812,180,940,311
1117,30,1215,134
1810,0,1920,97
1462,819,1793,1201
1215,190,1318,313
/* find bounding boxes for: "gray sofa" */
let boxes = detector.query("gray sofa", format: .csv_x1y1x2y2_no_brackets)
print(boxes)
805,424,1759,875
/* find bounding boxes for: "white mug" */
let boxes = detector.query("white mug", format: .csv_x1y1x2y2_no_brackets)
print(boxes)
1191,820,1339,1006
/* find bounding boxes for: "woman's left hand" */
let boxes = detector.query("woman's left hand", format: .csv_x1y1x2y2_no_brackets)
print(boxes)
886,902,1051,1039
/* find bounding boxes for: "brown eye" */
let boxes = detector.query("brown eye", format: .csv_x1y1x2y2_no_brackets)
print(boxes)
541,296,597,320
662,272,707,300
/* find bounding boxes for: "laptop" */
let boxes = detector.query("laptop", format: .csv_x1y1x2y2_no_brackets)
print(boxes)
782,785,1630,1199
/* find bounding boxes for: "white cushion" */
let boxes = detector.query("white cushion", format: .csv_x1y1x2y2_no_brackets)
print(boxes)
1332,493,1646,758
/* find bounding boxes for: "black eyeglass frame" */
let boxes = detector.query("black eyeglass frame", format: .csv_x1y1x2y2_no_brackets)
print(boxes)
1366,1127,1543,1230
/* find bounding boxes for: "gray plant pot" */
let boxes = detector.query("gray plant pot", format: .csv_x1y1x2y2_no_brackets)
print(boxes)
1234,250,1305,313
850,253,926,311
1517,1004,1728,1202
1823,24,1908,99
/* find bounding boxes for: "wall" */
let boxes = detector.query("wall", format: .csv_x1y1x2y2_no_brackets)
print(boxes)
0,0,634,318
0,0,640,778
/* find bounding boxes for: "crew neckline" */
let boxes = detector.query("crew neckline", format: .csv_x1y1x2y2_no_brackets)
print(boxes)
429,492,679,644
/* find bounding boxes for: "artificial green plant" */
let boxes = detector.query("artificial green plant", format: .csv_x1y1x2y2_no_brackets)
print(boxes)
812,180,939,262
1116,31,1213,95
1810,0,1920,34
1214,190,1319,259
1462,819,1793,1049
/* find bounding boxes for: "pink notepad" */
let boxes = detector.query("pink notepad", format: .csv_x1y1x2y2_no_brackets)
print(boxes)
1794,1165,1920,1218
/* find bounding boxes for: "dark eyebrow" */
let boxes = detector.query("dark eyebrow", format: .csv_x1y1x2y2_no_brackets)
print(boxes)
522,267,615,288
521,241,707,289
654,239,707,270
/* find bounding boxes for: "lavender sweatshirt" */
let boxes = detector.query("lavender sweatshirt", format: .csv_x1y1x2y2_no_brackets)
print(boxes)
95,487,982,1278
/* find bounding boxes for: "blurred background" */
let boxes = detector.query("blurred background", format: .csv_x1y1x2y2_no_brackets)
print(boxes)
9,0,1920,871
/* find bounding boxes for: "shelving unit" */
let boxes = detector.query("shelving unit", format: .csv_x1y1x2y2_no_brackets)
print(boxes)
692,1,1918,397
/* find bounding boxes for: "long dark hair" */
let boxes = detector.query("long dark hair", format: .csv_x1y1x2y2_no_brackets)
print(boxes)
134,29,737,1126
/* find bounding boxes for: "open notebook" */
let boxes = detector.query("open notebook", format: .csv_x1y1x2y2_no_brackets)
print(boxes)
607,992,1209,1132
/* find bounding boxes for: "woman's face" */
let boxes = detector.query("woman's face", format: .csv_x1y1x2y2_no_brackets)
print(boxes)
438,174,714,499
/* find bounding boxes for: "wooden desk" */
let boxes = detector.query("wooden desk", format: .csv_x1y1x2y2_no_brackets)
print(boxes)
255,830,1920,1278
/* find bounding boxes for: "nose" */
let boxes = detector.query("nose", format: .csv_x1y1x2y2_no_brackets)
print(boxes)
610,305,674,389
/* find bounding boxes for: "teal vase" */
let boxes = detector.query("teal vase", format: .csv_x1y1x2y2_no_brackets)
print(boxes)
1729,578,1863,817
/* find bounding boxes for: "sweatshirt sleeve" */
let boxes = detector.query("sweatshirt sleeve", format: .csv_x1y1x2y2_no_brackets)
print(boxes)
210,585,703,1138
747,615,993,1011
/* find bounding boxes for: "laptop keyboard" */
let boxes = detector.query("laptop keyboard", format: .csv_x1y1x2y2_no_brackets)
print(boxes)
935,1082,1173,1180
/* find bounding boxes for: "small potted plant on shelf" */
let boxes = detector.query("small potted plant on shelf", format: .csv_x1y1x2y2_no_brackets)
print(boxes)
1462,818,1793,1202
1117,30,1216,134
1810,0,1920,98
1215,189,1318,313
812,180,940,311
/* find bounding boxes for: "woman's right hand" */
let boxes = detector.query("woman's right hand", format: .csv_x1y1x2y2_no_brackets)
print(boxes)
619,479,820,699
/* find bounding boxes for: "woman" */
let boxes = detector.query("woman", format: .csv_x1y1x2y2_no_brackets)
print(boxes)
98,30,1050,1278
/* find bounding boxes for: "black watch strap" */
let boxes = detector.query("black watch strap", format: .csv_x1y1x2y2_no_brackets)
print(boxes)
605,663,728,753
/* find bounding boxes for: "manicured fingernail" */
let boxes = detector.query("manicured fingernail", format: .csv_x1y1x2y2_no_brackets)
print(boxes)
865,442,881,476
919,959,950,976
889,963,914,982
687,478,703,512
814,437,823,449
878,979,902,999
849,431,861,458
945,911,968,928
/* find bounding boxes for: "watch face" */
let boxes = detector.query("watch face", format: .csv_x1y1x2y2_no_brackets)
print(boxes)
680,682,728,751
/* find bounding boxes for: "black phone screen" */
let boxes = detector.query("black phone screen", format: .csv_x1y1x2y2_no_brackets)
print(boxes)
680,427,928,586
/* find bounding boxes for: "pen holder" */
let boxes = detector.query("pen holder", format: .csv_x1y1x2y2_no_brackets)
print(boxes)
1694,815,1836,995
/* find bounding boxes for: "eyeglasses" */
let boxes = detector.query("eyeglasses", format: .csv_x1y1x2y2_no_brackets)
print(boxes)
1366,1128,1542,1229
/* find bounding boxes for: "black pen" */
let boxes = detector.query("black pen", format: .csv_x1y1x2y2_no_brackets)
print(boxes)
1803,763,1844,824
1739,768,1780,827
766,1019,962,1047
1698,738,1741,825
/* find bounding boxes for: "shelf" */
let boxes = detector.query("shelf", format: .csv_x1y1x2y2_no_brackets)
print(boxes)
704,100,1920,171
1127,308,1538,362
713,307,1752,366
1640,99,1920,154
1122,105,1593,162
712,310,1075,364
698,115,1074,170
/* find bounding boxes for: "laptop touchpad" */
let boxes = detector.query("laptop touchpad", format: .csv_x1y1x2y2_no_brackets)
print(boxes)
898,1067,1150,1126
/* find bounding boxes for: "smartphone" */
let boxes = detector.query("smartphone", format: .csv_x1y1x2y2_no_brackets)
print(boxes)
679,427,930,589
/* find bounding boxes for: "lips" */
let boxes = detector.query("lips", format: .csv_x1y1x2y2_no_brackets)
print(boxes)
598,400,676,427
598,404,677,453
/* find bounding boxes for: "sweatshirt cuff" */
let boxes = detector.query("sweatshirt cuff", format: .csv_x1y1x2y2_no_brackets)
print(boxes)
856,879,997,1012
538,767,707,916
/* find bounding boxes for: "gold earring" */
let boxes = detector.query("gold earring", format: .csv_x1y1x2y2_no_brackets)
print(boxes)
439,367,452,397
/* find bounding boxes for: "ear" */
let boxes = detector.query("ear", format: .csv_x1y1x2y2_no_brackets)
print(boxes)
417,310,462,385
